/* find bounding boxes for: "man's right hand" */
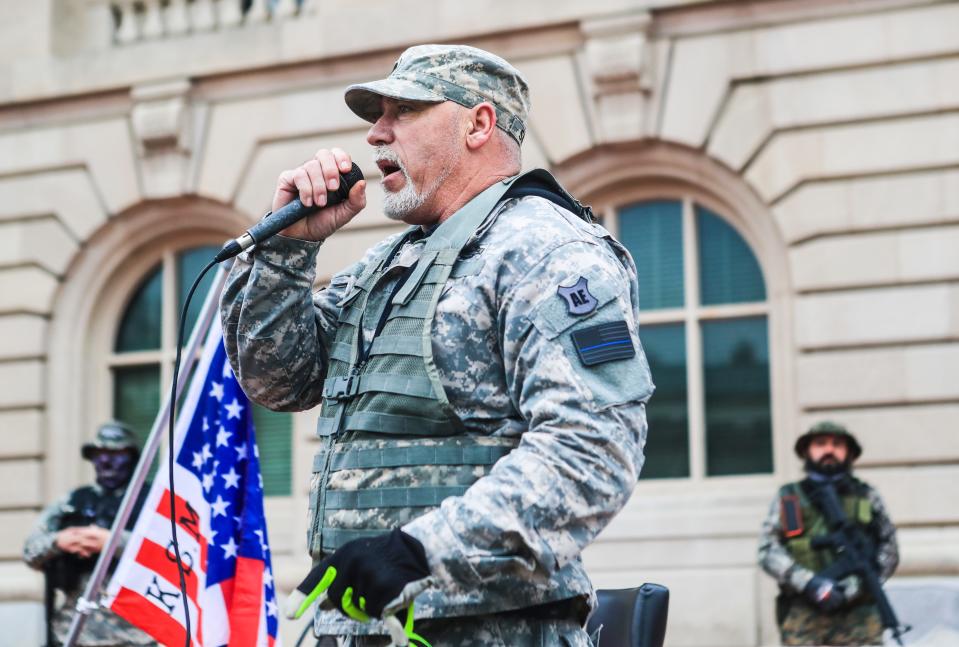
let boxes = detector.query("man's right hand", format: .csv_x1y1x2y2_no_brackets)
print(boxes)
273,147,367,242
55,526,106,559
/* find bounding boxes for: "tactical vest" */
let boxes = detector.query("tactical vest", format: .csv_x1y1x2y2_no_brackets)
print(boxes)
779,479,875,573
308,171,591,564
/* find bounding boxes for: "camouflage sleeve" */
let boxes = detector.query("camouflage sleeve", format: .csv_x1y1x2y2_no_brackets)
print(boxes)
219,234,340,411
404,236,651,590
867,486,899,581
23,496,68,570
757,494,814,594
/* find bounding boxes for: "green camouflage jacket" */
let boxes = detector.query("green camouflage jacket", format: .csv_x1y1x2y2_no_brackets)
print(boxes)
757,477,899,598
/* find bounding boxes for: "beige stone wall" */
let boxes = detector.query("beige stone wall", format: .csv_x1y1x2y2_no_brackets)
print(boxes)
0,0,956,644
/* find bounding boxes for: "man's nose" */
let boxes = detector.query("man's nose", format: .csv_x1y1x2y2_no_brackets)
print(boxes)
367,116,394,146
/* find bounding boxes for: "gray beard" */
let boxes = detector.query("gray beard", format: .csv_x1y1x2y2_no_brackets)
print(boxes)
376,146,456,221
382,169,428,221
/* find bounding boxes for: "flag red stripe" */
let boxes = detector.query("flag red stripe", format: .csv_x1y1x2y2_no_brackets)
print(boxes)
155,488,209,547
111,586,191,647
134,537,200,606
229,556,264,647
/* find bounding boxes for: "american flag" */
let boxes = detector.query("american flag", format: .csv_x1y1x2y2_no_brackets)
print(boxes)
105,317,281,647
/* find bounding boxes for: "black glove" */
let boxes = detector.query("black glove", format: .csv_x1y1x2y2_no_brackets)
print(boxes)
803,574,846,613
286,529,431,622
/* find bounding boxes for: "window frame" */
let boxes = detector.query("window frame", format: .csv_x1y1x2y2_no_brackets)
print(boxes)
549,141,798,493
608,189,772,482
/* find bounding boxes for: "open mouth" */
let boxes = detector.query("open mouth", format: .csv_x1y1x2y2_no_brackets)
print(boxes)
376,160,402,180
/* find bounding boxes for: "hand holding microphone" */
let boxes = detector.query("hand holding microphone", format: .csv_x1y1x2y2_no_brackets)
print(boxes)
216,148,366,262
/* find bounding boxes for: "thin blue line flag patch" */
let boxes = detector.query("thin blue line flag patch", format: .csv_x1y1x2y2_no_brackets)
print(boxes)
571,321,635,366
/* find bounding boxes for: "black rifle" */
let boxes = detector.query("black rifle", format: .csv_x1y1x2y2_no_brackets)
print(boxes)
808,480,909,645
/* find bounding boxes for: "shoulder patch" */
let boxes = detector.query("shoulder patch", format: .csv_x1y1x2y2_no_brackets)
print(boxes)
571,320,635,366
557,277,598,315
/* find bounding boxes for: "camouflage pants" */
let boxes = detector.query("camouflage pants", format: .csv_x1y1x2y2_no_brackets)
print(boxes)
780,600,883,646
317,615,592,646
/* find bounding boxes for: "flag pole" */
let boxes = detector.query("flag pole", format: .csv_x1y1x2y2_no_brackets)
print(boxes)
63,265,228,647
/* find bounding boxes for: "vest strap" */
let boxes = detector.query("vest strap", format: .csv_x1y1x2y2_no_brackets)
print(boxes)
423,177,519,252
338,307,364,326
393,251,438,306
314,441,516,472
328,341,353,364
323,373,435,401
321,528,386,551
388,300,432,321
369,336,425,358
324,485,468,510
342,411,453,436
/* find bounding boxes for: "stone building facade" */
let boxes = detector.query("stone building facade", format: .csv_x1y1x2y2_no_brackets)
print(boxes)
0,0,957,644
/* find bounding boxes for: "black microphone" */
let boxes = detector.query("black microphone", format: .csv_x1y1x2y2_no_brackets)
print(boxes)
214,163,364,263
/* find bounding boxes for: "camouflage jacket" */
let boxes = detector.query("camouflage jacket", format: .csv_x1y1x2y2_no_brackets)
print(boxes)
23,485,156,646
757,476,899,598
222,193,654,631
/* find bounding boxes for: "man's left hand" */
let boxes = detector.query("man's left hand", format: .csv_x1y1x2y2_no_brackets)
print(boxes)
285,529,432,622
838,575,862,602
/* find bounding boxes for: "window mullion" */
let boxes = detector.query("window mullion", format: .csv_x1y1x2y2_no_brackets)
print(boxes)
161,249,176,392
682,197,706,482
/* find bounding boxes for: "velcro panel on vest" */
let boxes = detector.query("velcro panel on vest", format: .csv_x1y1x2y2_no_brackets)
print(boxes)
781,494,804,538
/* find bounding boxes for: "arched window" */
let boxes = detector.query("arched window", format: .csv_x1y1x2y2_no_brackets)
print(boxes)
616,197,773,479
110,244,293,495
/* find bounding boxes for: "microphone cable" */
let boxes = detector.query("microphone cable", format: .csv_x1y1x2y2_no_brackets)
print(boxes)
165,163,363,646
169,257,218,647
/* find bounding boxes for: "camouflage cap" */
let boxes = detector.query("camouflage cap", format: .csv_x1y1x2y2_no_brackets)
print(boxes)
344,44,530,145
82,420,140,460
794,420,862,461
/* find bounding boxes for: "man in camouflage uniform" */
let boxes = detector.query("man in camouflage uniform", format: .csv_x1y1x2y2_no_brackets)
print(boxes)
758,421,899,646
221,44,653,646
23,421,155,647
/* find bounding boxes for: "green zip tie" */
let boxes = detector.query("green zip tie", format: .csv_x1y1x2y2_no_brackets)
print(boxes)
404,602,432,647
296,565,337,619
342,587,371,623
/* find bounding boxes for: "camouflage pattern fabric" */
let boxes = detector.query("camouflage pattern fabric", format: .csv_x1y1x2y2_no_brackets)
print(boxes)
221,192,653,634
23,487,157,646
317,615,592,646
780,599,883,646
758,477,898,645
345,44,530,144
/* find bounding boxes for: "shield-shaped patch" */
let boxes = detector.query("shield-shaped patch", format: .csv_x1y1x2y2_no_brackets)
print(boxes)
557,276,599,315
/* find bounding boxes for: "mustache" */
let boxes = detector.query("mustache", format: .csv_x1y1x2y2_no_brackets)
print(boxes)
373,146,407,174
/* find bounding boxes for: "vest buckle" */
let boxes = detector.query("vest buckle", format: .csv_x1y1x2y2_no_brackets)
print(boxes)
323,375,360,400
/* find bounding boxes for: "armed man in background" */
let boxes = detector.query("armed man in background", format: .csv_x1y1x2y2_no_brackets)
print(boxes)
758,421,900,646
222,44,652,646
23,421,155,647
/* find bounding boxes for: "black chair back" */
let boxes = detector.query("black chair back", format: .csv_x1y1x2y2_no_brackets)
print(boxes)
585,584,669,647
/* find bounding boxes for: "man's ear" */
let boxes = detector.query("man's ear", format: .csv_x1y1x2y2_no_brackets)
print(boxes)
465,103,497,151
